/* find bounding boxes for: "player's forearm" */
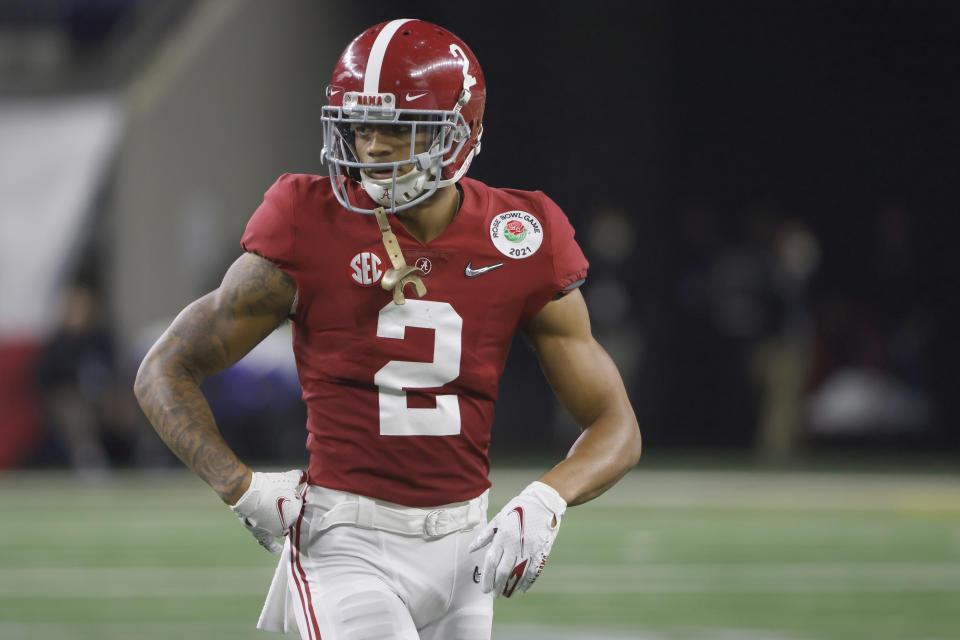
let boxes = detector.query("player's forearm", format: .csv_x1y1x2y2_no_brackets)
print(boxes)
538,410,641,506
134,352,250,504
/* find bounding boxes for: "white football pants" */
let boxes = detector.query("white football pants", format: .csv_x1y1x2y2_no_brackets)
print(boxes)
257,485,493,640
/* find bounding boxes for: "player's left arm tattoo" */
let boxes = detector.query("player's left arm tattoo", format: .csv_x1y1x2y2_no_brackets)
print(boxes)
134,253,297,504
523,289,642,506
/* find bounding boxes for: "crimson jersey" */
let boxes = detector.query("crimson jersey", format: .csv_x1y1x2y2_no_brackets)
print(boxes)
241,174,588,506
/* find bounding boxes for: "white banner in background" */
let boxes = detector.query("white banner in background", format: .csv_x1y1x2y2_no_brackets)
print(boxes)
0,95,123,339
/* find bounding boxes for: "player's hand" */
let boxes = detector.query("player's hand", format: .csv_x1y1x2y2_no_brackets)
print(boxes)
468,481,567,597
230,470,307,553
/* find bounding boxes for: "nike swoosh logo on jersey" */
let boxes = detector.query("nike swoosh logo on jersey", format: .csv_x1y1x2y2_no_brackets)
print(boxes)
405,91,428,101
464,261,504,277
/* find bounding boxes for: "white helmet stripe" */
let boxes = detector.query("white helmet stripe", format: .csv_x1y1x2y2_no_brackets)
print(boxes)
364,19,415,94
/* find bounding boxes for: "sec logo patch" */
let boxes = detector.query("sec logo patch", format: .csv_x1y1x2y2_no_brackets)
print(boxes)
349,251,383,286
490,211,544,259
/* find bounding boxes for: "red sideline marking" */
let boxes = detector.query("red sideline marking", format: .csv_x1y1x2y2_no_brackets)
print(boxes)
0,341,43,469
291,500,322,639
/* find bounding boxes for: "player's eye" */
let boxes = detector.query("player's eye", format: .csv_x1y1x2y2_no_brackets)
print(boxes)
352,124,373,137
351,124,411,139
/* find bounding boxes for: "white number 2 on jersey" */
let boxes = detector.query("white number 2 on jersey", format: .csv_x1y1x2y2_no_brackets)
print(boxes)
374,300,463,436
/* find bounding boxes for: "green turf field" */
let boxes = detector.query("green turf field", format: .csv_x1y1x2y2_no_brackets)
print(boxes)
1,466,959,639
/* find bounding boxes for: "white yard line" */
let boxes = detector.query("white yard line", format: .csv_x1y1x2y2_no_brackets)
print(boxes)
3,563,959,598
543,563,960,592
0,567,272,598
491,469,960,511
494,625,810,640
493,625,675,640
0,622,810,640
4,468,960,512
0,622,265,640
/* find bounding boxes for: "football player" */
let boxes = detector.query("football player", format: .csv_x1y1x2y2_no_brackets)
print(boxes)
135,18,641,640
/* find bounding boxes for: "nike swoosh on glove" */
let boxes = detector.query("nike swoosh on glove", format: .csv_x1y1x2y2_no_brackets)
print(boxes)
468,481,567,597
230,470,307,553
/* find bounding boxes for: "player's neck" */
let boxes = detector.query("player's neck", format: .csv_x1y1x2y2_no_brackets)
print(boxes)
394,184,461,245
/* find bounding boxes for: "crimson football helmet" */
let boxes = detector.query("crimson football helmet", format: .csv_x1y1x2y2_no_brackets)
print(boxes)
321,19,486,213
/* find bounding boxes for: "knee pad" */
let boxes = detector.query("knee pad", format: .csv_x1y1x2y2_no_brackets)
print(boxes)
329,585,418,640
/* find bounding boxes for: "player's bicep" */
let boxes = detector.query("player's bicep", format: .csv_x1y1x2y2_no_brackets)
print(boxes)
147,252,296,381
524,290,630,428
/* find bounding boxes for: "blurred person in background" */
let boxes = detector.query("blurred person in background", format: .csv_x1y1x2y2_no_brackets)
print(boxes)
803,205,934,440
670,206,820,460
134,18,641,640
747,215,820,461
34,279,137,475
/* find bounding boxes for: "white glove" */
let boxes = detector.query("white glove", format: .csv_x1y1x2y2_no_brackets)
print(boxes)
230,470,307,553
468,481,566,598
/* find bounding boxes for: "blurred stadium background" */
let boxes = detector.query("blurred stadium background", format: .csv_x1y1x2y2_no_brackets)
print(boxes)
1,1,958,638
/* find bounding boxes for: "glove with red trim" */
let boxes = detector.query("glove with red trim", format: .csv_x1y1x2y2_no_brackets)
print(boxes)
230,470,307,553
468,481,567,597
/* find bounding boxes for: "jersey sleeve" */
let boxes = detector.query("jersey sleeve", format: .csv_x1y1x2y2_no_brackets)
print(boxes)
240,174,298,270
549,202,589,294
518,193,589,327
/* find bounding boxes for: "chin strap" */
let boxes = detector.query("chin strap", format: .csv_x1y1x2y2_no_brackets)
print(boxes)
373,207,426,305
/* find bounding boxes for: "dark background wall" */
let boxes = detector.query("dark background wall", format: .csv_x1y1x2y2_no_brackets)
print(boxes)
5,0,957,471
352,1,958,456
